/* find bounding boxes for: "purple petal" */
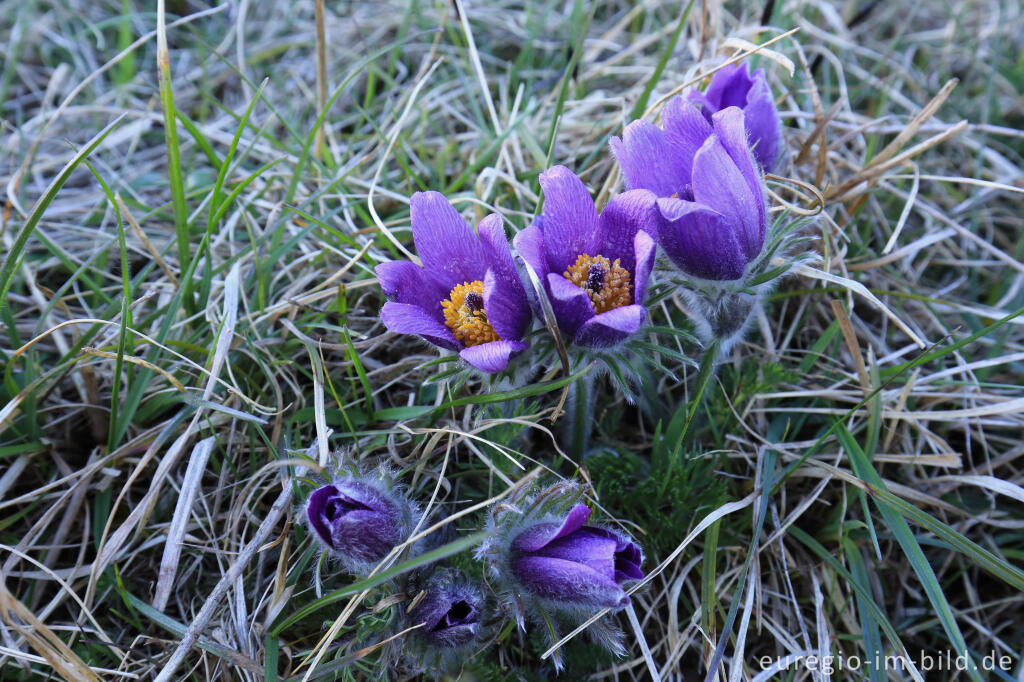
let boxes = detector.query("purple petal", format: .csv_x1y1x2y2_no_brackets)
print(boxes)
458,339,527,373
597,189,658,271
632,229,656,305
410,191,488,289
610,121,690,197
662,96,714,183
656,197,746,281
380,301,460,351
537,166,600,274
512,222,549,281
510,555,629,609
512,503,592,552
690,123,762,263
703,62,754,110
306,484,340,548
482,269,529,342
531,527,619,579
573,304,647,348
478,216,530,340
547,273,596,338
615,542,645,581
375,260,446,318
710,107,767,258
740,72,781,172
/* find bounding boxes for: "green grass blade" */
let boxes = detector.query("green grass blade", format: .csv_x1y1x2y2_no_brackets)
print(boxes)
0,114,126,310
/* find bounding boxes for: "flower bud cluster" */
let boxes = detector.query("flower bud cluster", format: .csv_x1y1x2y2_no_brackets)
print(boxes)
302,465,643,675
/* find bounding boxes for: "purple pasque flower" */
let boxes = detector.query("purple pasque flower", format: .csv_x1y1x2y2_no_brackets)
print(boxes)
305,479,411,571
375,191,531,373
687,62,781,172
612,105,768,281
509,503,644,610
513,166,657,348
410,573,484,650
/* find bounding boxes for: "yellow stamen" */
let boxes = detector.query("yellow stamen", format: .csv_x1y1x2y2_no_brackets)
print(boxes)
442,281,500,347
564,254,632,314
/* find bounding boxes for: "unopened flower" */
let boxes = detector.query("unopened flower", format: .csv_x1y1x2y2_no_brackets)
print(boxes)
687,62,781,171
613,106,767,282
509,503,644,610
513,166,657,348
376,192,531,373
305,478,414,574
476,483,644,667
410,572,485,650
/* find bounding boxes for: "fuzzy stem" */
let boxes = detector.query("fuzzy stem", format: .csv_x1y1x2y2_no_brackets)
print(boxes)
569,372,594,461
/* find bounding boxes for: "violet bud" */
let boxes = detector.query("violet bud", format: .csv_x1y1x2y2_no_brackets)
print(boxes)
687,62,782,172
476,483,645,666
508,503,644,610
613,105,768,282
411,573,485,650
305,478,414,574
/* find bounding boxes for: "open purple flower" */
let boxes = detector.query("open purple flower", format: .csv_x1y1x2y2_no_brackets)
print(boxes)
411,575,484,650
612,106,768,281
509,503,644,610
306,479,409,570
513,166,657,348
687,62,781,172
376,192,531,373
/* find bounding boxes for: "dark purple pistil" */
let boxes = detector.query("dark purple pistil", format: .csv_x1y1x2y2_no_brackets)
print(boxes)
433,600,474,631
465,292,485,313
586,263,606,292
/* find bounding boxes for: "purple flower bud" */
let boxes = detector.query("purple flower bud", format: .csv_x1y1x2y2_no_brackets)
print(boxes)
509,503,643,610
305,479,411,571
612,105,768,281
411,576,484,650
513,166,658,348
687,62,782,172
375,192,532,373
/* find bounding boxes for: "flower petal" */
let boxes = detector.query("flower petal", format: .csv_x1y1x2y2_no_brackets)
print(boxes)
656,197,746,281
537,166,600,274
610,121,690,196
510,555,629,609
597,189,658,271
662,96,714,182
702,62,754,110
710,107,767,258
532,527,619,579
547,273,596,338
375,260,446,317
380,301,460,351
690,122,762,263
306,484,340,548
478,215,530,340
458,339,527,374
512,222,549,281
573,304,647,348
512,503,592,552
740,71,780,171
632,229,656,305
410,191,488,289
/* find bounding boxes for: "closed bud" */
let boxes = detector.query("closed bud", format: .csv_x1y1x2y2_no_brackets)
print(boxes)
305,478,414,575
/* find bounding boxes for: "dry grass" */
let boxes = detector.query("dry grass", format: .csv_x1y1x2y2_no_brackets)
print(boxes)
1,0,1023,680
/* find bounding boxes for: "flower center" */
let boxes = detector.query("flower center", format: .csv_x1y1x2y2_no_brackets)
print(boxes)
564,254,632,314
442,281,500,347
